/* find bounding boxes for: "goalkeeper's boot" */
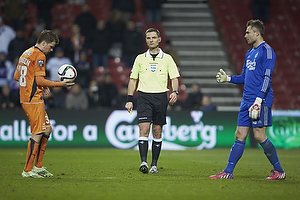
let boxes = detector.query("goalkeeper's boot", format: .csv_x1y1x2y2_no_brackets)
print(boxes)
265,170,286,180
149,165,158,174
22,170,44,178
139,161,149,174
33,166,54,177
209,171,233,179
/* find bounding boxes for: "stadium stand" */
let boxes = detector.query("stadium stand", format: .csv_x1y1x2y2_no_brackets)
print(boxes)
23,2,38,39
210,0,300,110
4,0,299,110
162,0,242,111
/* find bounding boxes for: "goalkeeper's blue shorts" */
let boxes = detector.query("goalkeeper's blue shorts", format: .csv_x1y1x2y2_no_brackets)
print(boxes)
237,102,272,128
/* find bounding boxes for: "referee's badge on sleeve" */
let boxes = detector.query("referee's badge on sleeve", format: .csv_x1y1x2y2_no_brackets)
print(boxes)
150,64,157,72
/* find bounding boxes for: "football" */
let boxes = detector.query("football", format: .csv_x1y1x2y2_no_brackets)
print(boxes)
57,64,77,83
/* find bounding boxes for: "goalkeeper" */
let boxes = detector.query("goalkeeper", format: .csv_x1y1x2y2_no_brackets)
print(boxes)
209,19,285,180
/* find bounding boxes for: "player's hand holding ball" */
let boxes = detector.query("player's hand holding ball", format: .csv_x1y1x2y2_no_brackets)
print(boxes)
248,97,262,119
61,81,75,87
216,69,231,83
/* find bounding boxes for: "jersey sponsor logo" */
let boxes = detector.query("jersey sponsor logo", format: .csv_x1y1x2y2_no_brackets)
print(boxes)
38,60,44,67
246,60,256,70
150,64,157,72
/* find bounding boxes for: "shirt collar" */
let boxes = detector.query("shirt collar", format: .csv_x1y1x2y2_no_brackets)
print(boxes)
254,41,266,49
145,48,163,58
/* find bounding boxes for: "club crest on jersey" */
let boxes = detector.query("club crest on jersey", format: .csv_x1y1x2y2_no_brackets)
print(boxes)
38,60,44,67
150,64,157,72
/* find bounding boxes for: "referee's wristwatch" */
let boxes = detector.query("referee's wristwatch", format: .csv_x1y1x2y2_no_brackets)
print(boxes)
173,90,179,95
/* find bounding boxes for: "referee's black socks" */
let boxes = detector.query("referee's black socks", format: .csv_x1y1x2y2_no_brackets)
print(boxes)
138,137,148,163
151,138,162,167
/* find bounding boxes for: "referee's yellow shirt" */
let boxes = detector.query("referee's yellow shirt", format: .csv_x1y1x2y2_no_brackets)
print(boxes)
130,48,180,93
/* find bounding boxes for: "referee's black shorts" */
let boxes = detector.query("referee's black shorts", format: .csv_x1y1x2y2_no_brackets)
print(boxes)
137,91,168,126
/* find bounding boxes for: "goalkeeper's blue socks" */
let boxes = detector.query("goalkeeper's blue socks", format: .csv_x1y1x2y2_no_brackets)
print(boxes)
224,140,245,173
223,138,284,174
260,138,284,173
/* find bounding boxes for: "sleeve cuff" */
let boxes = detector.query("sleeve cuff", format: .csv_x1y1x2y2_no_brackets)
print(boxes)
227,76,231,82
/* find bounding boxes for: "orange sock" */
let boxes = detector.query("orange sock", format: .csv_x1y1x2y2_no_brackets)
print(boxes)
24,138,40,172
35,134,49,168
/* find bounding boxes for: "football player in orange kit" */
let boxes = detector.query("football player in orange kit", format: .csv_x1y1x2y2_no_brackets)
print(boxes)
14,30,74,178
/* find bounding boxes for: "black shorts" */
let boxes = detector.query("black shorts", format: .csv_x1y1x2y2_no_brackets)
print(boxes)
137,91,168,125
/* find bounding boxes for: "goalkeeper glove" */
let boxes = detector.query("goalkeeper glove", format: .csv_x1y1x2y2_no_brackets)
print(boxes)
216,69,231,83
248,97,263,120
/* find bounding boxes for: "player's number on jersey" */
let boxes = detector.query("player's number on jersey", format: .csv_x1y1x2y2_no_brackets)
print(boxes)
19,65,27,87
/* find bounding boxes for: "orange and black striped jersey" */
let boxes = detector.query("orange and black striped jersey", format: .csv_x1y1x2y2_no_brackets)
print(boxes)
14,46,46,103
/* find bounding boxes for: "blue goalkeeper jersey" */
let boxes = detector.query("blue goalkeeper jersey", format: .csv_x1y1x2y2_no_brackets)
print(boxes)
230,42,275,108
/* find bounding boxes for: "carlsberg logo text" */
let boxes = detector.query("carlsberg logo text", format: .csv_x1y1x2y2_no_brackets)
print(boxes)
106,111,217,150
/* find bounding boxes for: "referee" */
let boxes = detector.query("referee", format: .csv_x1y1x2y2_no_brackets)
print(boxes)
125,28,180,174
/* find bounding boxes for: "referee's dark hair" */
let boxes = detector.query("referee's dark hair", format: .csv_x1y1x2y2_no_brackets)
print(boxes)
145,28,160,37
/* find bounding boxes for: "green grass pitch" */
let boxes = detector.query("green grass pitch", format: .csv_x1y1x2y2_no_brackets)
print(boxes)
0,148,299,200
